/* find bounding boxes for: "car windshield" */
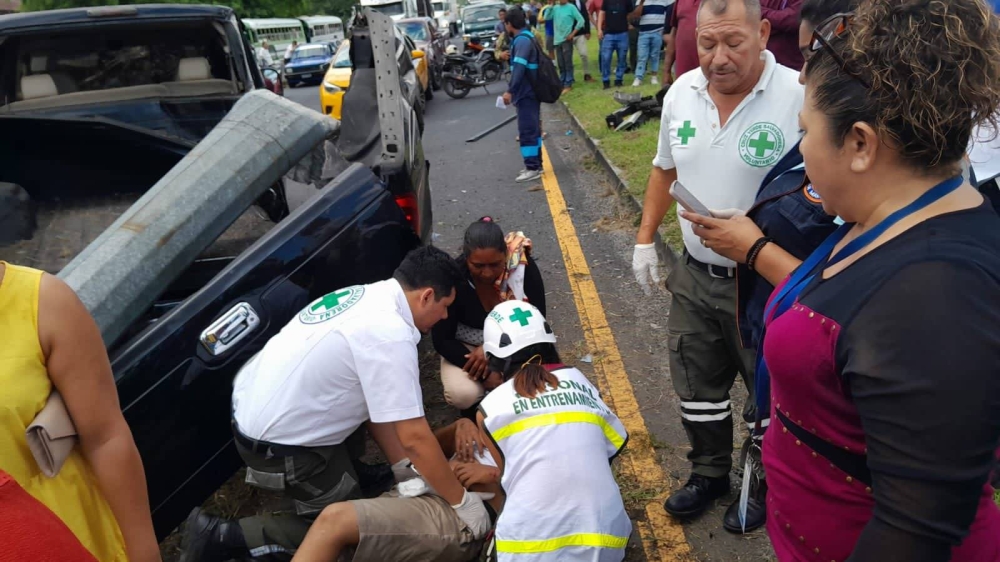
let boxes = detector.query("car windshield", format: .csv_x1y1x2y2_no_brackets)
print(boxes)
370,2,405,16
332,43,352,68
464,7,499,22
292,45,328,60
399,22,428,41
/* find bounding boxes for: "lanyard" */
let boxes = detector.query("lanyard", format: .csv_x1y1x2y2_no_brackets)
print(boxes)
763,175,964,322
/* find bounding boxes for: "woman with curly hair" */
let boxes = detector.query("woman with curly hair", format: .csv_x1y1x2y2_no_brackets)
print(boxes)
760,0,1000,560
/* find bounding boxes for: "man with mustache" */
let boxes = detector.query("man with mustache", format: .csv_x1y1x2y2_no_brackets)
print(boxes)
632,0,802,532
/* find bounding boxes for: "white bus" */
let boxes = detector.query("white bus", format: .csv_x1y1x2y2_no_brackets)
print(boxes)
242,18,308,57
298,15,345,45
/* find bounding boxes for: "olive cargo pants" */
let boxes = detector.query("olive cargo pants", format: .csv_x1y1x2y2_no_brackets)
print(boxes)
666,255,758,479
233,424,366,560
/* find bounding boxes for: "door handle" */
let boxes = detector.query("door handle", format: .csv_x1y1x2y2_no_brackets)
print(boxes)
200,302,260,356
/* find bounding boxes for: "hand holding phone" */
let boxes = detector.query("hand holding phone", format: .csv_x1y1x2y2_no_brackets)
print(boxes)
669,180,714,218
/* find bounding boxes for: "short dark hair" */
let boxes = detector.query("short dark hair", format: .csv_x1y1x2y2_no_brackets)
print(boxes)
393,246,463,300
461,217,506,258
799,0,857,27
507,7,527,29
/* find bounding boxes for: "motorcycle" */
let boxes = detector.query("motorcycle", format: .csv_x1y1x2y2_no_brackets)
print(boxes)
442,48,503,99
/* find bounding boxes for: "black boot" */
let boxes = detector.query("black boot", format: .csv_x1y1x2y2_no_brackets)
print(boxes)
178,508,248,562
603,81,611,90
356,461,395,498
663,474,730,518
723,479,768,533
614,79,624,87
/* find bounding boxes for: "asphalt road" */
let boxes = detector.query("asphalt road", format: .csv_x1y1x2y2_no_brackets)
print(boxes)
284,79,772,562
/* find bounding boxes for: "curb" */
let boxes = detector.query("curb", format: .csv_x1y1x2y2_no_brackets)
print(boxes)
558,100,680,273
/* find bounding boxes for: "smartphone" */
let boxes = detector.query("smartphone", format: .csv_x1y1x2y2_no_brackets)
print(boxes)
669,180,714,217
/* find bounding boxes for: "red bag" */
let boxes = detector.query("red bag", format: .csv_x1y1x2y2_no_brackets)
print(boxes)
0,470,97,562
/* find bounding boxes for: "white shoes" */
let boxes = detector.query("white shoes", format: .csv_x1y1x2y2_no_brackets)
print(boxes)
651,76,659,85
632,78,642,87
516,169,542,182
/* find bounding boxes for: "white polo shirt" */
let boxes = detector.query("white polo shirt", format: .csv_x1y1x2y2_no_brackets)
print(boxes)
653,50,803,267
232,279,424,447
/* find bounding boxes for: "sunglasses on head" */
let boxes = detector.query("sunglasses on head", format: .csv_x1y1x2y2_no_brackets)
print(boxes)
809,12,871,89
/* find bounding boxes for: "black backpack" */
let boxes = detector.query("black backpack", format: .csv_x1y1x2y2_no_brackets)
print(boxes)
518,35,562,103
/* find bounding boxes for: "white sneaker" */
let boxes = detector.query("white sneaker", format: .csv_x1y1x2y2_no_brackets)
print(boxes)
632,78,642,87
651,76,659,85
516,169,542,183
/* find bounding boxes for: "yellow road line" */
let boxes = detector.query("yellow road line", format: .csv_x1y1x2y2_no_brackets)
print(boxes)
539,145,691,561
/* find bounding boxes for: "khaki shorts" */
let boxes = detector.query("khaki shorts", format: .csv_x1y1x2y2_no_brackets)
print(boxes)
349,494,482,561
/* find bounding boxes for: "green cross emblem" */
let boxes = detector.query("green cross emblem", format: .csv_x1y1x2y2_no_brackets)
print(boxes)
677,120,697,145
299,286,365,324
312,289,352,312
748,131,776,158
509,307,533,326
739,122,785,167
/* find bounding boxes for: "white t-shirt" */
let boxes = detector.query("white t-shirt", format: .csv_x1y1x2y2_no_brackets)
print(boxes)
232,279,424,447
653,50,803,267
257,46,273,67
284,44,295,60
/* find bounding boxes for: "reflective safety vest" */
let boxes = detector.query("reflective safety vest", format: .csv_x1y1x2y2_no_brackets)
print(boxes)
481,366,631,562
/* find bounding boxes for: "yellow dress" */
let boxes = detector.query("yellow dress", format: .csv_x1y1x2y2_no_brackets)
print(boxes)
0,262,128,561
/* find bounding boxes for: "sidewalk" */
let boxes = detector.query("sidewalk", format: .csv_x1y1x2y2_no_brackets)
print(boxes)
556,36,682,249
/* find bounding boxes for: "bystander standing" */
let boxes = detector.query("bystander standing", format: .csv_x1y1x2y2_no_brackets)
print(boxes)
551,0,585,93
632,0,672,86
633,0,802,533
760,0,803,69
502,8,545,183
662,0,697,83
570,0,593,81
597,0,637,88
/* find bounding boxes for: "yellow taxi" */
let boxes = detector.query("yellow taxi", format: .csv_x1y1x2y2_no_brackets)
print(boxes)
319,31,429,121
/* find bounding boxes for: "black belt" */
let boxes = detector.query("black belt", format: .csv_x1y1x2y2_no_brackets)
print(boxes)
776,410,872,487
231,419,305,458
685,252,736,279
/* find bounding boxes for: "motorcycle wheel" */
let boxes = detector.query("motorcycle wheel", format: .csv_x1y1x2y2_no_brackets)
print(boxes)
483,61,502,83
443,79,471,99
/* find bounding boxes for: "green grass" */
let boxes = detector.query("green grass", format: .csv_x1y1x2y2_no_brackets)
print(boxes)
556,37,683,249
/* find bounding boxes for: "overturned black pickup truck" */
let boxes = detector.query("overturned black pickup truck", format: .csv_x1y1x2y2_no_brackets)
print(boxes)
0,5,431,538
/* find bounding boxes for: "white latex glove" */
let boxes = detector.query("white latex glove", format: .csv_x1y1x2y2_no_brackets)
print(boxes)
452,490,495,539
632,243,661,295
391,458,419,483
709,208,747,219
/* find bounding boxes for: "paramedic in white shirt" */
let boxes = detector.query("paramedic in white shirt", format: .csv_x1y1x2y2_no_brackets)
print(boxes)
473,301,630,561
257,40,274,67
179,246,493,562
631,0,803,530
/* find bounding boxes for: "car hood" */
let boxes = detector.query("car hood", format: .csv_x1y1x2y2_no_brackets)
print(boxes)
287,56,332,69
324,65,353,88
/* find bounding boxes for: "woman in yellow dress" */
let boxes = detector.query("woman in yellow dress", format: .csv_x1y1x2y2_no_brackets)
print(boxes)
0,261,160,562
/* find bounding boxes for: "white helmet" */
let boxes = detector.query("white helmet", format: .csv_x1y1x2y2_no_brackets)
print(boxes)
483,301,556,359
446,44,459,55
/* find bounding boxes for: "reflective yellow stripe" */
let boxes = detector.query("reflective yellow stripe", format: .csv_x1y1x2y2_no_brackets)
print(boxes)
490,411,626,449
496,533,629,553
